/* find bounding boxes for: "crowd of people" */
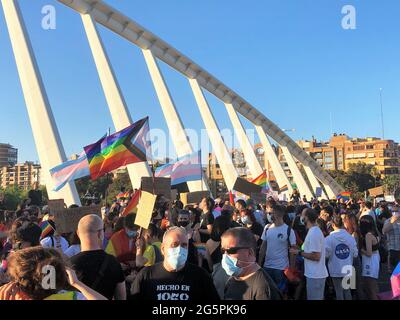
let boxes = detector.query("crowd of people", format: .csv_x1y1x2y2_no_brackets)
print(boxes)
0,189,399,301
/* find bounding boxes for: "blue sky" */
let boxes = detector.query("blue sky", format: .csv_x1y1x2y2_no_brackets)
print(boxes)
1,0,399,163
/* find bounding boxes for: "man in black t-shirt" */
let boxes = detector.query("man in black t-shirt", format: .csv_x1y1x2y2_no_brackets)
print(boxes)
221,227,282,300
131,226,219,301
71,214,126,300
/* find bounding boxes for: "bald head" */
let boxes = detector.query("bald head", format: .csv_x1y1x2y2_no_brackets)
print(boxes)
78,214,103,235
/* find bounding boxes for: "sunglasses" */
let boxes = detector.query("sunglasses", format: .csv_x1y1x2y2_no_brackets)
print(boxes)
221,247,249,255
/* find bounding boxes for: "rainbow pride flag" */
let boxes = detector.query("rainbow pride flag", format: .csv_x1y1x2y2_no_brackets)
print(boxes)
279,184,289,193
39,220,54,240
117,191,130,200
251,171,270,193
121,190,141,216
84,117,151,180
337,191,351,201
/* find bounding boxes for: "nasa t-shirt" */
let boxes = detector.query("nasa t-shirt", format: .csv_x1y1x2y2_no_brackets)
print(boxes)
261,224,296,270
131,262,220,301
325,229,358,278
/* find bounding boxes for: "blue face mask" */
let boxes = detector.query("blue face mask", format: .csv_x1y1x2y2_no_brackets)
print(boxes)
126,230,137,238
166,246,188,270
221,253,243,277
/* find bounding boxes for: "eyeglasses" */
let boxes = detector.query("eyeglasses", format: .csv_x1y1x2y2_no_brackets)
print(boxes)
221,247,249,255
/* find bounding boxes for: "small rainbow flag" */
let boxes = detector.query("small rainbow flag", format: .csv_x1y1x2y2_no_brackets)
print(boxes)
39,220,54,240
121,190,141,216
337,191,351,201
117,191,130,200
279,184,288,193
251,171,270,193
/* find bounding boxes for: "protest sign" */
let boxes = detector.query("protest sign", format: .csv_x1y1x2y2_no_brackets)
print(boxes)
52,205,101,234
47,199,65,213
141,177,171,199
233,177,262,196
135,191,157,229
180,191,210,206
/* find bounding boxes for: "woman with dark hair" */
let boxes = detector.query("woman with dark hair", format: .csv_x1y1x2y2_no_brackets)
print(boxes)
205,216,231,271
239,209,263,245
359,215,380,300
198,197,215,243
292,205,308,246
316,218,329,237
205,215,231,299
0,247,107,300
65,232,81,258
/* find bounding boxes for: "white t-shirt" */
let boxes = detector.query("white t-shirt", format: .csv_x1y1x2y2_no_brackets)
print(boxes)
261,223,296,270
325,229,358,277
40,236,69,253
303,226,328,279
64,244,81,258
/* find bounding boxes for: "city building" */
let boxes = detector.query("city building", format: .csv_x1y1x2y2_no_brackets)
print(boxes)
0,143,18,167
296,134,400,177
0,161,41,190
206,134,400,196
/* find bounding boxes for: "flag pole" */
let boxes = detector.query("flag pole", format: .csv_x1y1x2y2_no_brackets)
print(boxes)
104,127,112,207
200,150,204,193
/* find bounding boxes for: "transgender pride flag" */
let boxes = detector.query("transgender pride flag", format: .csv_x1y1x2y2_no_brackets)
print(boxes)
50,152,90,191
155,162,174,178
155,151,202,186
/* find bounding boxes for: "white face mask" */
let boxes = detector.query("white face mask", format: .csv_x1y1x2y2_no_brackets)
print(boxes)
166,246,188,270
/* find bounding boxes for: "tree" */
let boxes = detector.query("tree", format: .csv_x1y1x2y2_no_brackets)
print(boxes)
0,186,28,210
382,175,400,195
75,174,113,204
106,170,132,204
327,162,378,198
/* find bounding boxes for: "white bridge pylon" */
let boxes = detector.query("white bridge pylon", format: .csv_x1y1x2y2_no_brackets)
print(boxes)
1,0,344,204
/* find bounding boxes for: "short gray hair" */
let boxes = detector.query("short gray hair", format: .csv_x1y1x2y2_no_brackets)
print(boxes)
163,226,187,242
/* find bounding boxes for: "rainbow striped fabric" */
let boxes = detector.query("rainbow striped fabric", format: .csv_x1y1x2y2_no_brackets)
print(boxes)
155,151,202,185
337,191,351,201
50,152,90,191
251,171,270,193
279,184,289,193
84,117,151,180
117,191,130,200
39,220,54,240
121,190,141,216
